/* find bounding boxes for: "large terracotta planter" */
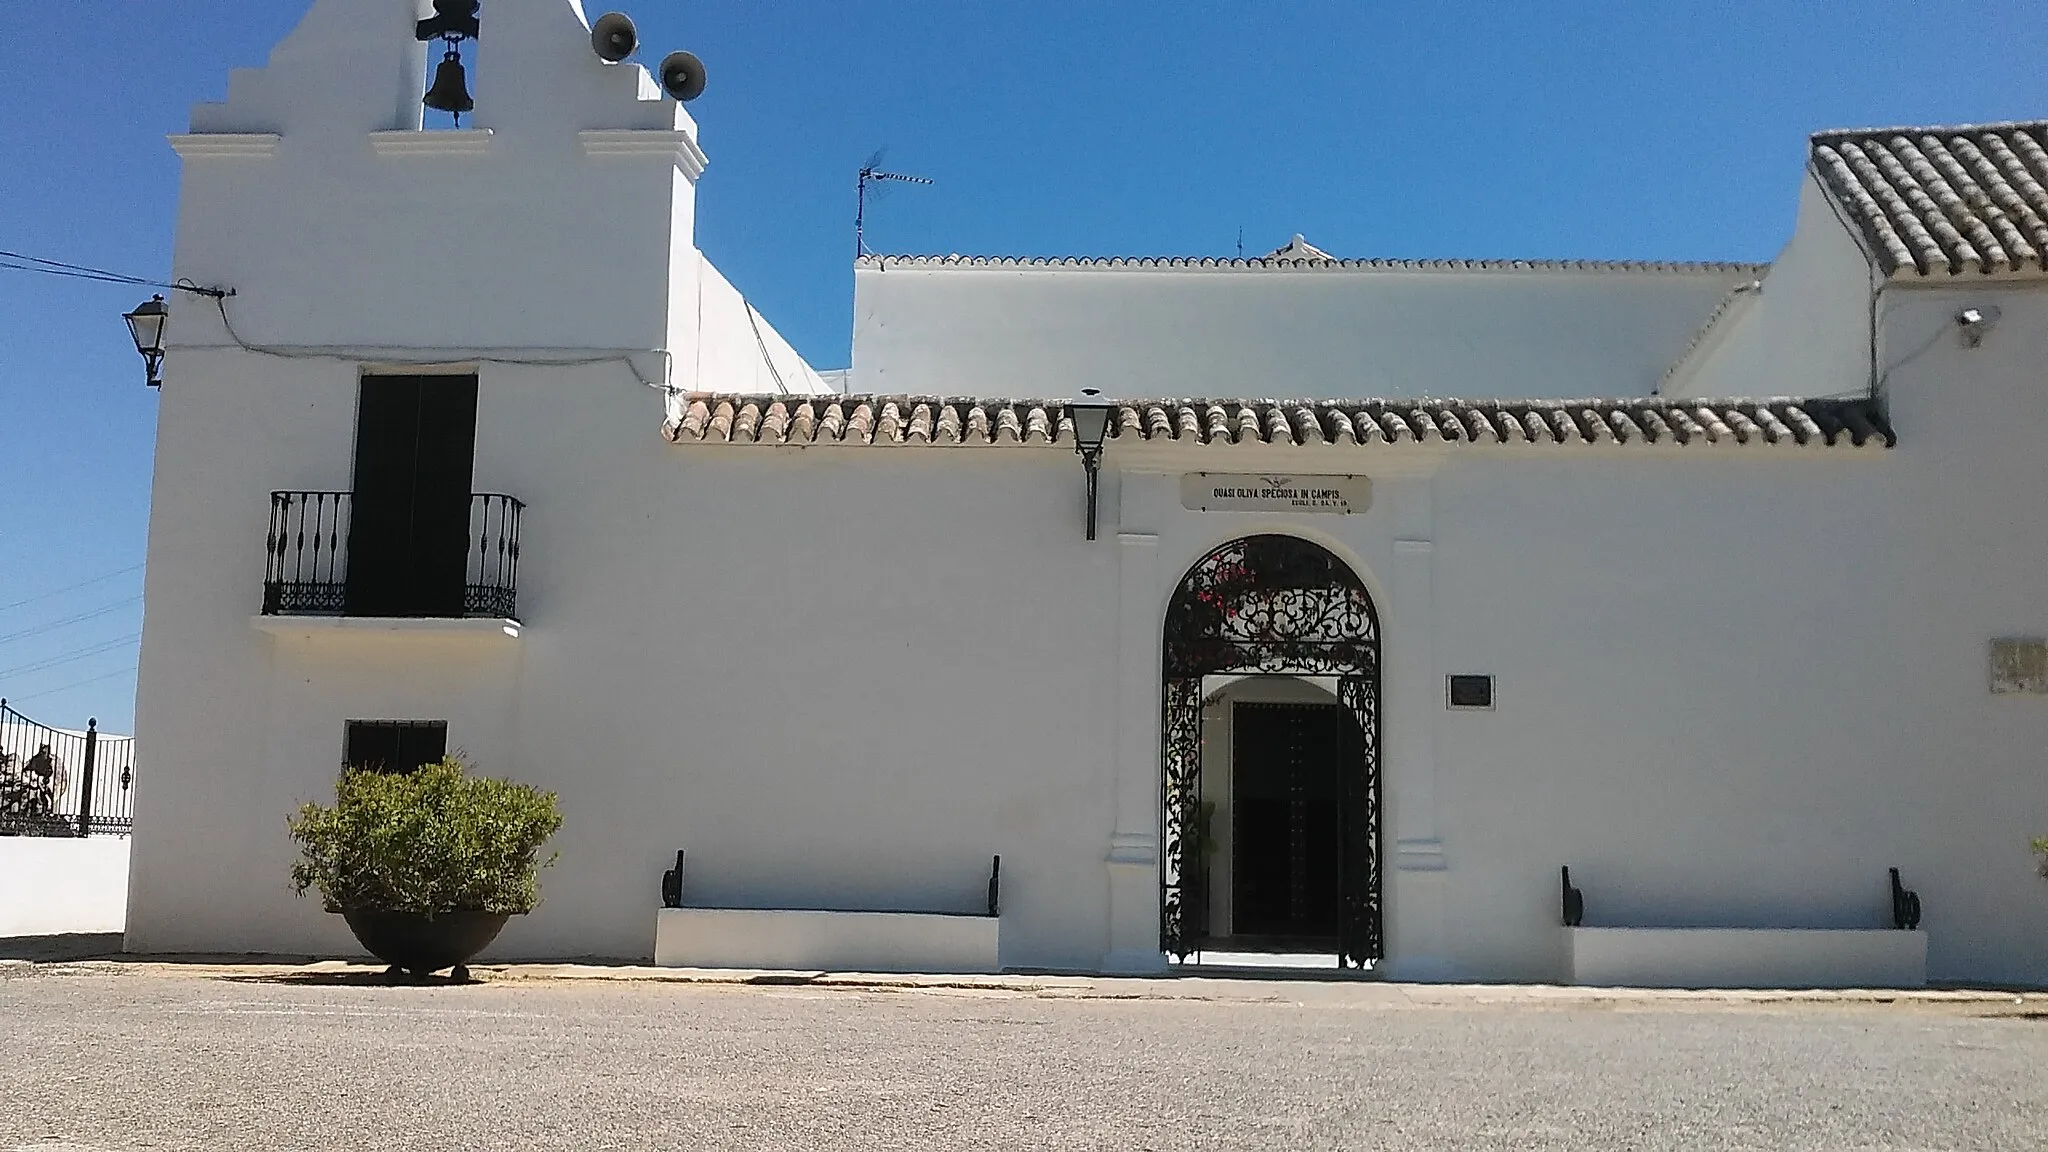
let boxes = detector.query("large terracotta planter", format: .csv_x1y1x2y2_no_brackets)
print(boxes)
340,909,511,979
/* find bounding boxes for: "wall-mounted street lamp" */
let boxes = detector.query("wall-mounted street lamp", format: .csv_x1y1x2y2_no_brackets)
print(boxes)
123,295,170,389
125,283,233,389
1069,387,1117,541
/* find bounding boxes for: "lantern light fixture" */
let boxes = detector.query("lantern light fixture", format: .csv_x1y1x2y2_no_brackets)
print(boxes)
124,295,170,389
124,282,232,389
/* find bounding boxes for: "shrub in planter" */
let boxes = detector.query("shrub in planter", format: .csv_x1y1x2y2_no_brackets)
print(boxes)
289,758,561,980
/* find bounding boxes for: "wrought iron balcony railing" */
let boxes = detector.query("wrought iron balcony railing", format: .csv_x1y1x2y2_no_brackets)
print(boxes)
262,491,524,621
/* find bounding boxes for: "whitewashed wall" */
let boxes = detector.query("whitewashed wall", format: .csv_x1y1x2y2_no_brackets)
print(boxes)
1666,172,1875,401
132,355,1124,966
851,262,1755,401
131,0,830,961
132,0,2048,985
0,838,130,937
134,323,2048,984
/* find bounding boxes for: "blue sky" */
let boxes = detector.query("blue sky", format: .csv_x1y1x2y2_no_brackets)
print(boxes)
0,0,2041,732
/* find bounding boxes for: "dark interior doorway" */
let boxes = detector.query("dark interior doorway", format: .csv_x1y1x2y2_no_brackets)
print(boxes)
346,374,478,617
1231,701,1344,943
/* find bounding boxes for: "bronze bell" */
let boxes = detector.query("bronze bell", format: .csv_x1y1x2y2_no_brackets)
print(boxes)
423,48,474,119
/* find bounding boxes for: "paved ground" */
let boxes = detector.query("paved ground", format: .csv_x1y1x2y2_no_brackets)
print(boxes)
3,952,2046,1151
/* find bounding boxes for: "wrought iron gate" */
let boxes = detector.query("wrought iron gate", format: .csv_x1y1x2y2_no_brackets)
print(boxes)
0,699,136,837
1161,535,1381,966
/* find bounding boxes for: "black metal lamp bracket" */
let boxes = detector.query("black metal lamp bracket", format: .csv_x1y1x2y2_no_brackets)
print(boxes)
1080,446,1103,541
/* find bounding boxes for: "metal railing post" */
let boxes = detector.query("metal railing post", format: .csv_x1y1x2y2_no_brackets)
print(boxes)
75,718,98,838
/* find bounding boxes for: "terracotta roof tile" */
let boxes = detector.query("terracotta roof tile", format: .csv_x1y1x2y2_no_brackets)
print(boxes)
1811,120,2048,278
666,396,1893,451
857,254,1764,275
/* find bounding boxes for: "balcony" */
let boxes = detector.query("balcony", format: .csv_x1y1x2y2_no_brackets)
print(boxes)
261,491,523,632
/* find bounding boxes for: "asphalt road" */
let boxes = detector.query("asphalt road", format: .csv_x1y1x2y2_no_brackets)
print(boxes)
3,966,2045,1151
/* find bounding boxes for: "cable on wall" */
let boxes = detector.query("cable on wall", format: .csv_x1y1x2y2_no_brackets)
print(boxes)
201,295,675,390
1805,161,1885,401
742,298,790,394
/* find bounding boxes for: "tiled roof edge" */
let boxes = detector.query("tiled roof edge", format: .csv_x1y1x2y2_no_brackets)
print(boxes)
1807,118,2048,279
1810,117,2048,145
857,254,1768,275
664,394,1894,451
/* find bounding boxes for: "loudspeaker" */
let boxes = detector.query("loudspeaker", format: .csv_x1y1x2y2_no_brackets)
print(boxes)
590,12,638,63
659,50,708,102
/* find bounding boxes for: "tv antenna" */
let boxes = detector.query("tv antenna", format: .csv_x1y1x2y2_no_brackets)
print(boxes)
856,150,933,260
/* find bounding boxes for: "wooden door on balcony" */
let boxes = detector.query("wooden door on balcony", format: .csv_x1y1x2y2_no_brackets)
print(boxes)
346,374,478,617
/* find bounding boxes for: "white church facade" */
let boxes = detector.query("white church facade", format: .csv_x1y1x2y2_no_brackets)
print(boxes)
128,0,2048,987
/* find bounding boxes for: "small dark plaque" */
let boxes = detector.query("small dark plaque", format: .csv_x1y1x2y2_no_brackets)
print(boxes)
1447,675,1494,710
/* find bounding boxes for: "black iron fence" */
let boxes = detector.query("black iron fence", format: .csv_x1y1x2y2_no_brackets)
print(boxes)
0,699,135,837
262,490,524,620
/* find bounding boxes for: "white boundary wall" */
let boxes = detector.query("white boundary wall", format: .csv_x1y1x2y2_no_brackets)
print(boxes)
0,838,130,937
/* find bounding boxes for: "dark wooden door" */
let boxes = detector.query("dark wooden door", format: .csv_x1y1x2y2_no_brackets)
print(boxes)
1231,701,1344,942
345,375,478,617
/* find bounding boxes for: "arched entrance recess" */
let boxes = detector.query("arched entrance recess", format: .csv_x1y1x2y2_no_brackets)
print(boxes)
1161,534,1381,967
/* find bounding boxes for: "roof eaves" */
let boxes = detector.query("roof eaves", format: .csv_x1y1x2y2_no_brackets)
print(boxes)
857,254,1768,276
664,394,1894,451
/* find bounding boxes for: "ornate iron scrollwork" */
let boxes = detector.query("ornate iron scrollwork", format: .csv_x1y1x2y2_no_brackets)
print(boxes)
1160,677,1205,957
1160,535,1382,966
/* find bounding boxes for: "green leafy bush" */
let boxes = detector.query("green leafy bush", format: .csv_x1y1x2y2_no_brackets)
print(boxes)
288,759,561,915
2035,837,2048,881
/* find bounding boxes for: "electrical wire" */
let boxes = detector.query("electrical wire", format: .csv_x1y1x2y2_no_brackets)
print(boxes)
9,665,138,705
0,248,170,291
0,564,143,615
0,634,142,680
3,246,726,394
0,597,142,647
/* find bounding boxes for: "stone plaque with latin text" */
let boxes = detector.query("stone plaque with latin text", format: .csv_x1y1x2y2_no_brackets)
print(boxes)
1180,473,1372,514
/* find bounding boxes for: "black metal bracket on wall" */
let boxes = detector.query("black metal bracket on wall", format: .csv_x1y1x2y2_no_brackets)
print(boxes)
1889,867,1921,930
660,850,685,909
1079,447,1103,541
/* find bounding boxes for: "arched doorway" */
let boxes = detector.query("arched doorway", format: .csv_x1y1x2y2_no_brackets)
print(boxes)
1161,535,1381,967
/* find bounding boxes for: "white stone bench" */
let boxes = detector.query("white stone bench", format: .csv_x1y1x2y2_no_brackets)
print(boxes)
650,853,1003,974
654,907,1001,973
1564,926,1927,989
1558,867,1928,989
